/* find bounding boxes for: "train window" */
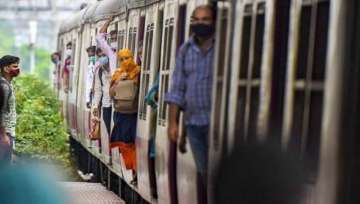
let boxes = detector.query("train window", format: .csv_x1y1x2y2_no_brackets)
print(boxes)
161,74,170,121
132,30,137,54
290,91,305,153
253,11,265,79
234,2,266,142
285,0,330,177
70,40,76,92
165,26,174,71
217,8,228,78
128,27,133,51
234,87,247,145
138,16,146,64
212,8,229,150
148,30,154,70
296,5,311,79
248,87,260,142
312,1,329,81
158,18,175,125
239,15,252,79
177,5,187,49
306,91,323,172
139,23,155,120
139,74,150,120
158,75,165,124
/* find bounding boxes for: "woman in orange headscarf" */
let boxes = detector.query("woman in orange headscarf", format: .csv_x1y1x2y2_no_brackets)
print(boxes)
109,48,140,185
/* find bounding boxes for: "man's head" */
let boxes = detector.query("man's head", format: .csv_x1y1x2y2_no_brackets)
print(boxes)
110,30,117,43
109,30,118,52
51,52,61,65
0,55,20,79
66,42,72,50
86,46,96,57
191,5,216,38
65,42,72,59
96,48,104,57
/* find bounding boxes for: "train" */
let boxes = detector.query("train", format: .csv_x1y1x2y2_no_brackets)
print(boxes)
55,0,360,204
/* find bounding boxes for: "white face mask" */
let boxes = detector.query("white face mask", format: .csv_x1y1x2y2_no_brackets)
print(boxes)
110,42,118,50
65,49,72,58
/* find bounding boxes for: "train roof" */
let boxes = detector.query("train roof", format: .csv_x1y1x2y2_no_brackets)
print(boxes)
127,0,145,9
59,6,89,34
58,0,159,35
83,2,100,23
92,0,127,22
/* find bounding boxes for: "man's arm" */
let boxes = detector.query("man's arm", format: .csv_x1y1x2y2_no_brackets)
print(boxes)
164,47,187,142
97,17,114,57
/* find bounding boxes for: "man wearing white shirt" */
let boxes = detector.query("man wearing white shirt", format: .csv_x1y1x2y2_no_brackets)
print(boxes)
85,46,97,109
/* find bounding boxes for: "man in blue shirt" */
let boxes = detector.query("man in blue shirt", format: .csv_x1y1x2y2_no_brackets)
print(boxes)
165,5,216,203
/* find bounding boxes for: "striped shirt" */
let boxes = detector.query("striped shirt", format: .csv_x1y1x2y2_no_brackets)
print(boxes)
0,76,16,137
165,36,215,126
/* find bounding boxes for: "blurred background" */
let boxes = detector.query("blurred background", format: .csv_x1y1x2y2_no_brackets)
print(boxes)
0,0,97,81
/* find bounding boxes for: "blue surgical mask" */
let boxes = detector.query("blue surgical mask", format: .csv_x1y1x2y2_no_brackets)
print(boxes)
98,56,109,65
89,56,96,63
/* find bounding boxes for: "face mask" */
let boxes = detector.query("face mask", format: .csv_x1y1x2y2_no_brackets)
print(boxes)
110,42,118,50
8,68,20,77
65,49,72,58
89,56,96,63
121,58,136,68
51,58,59,65
191,23,214,38
98,56,109,66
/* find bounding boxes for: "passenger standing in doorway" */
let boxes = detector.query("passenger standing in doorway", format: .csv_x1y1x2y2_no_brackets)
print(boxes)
97,18,140,185
85,46,97,109
92,48,112,136
165,5,216,204
62,42,72,93
109,30,118,53
0,55,21,164
51,52,61,90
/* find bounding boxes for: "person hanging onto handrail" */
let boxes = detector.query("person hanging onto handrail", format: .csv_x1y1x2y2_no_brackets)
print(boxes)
97,17,140,186
164,5,216,204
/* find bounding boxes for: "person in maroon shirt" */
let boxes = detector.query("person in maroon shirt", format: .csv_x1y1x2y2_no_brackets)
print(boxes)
62,42,72,93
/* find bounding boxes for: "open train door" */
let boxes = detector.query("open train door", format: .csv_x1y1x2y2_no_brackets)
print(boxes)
174,0,199,204
136,1,163,202
155,0,179,203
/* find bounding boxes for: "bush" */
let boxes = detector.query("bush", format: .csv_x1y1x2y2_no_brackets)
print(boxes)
14,75,69,168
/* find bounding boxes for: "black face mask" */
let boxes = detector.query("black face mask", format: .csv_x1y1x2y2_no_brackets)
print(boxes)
191,23,214,38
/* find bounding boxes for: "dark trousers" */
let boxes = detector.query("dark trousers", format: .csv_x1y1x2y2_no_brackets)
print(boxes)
0,136,14,165
102,107,112,136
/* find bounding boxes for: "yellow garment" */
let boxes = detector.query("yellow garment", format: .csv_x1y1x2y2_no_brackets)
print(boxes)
111,49,140,85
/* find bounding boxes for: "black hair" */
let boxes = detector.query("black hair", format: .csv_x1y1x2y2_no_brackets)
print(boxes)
86,46,96,52
0,55,20,71
66,42,72,47
96,48,103,55
110,30,117,36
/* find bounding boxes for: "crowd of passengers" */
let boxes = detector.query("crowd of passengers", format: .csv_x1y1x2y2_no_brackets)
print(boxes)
51,5,216,204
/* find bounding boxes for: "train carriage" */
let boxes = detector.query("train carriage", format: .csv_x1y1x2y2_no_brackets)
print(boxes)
56,0,360,204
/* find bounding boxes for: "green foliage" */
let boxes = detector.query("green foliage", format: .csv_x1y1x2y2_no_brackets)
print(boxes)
14,75,70,169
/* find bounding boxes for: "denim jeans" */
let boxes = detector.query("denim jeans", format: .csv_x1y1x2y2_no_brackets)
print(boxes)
186,125,209,176
0,135,14,164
